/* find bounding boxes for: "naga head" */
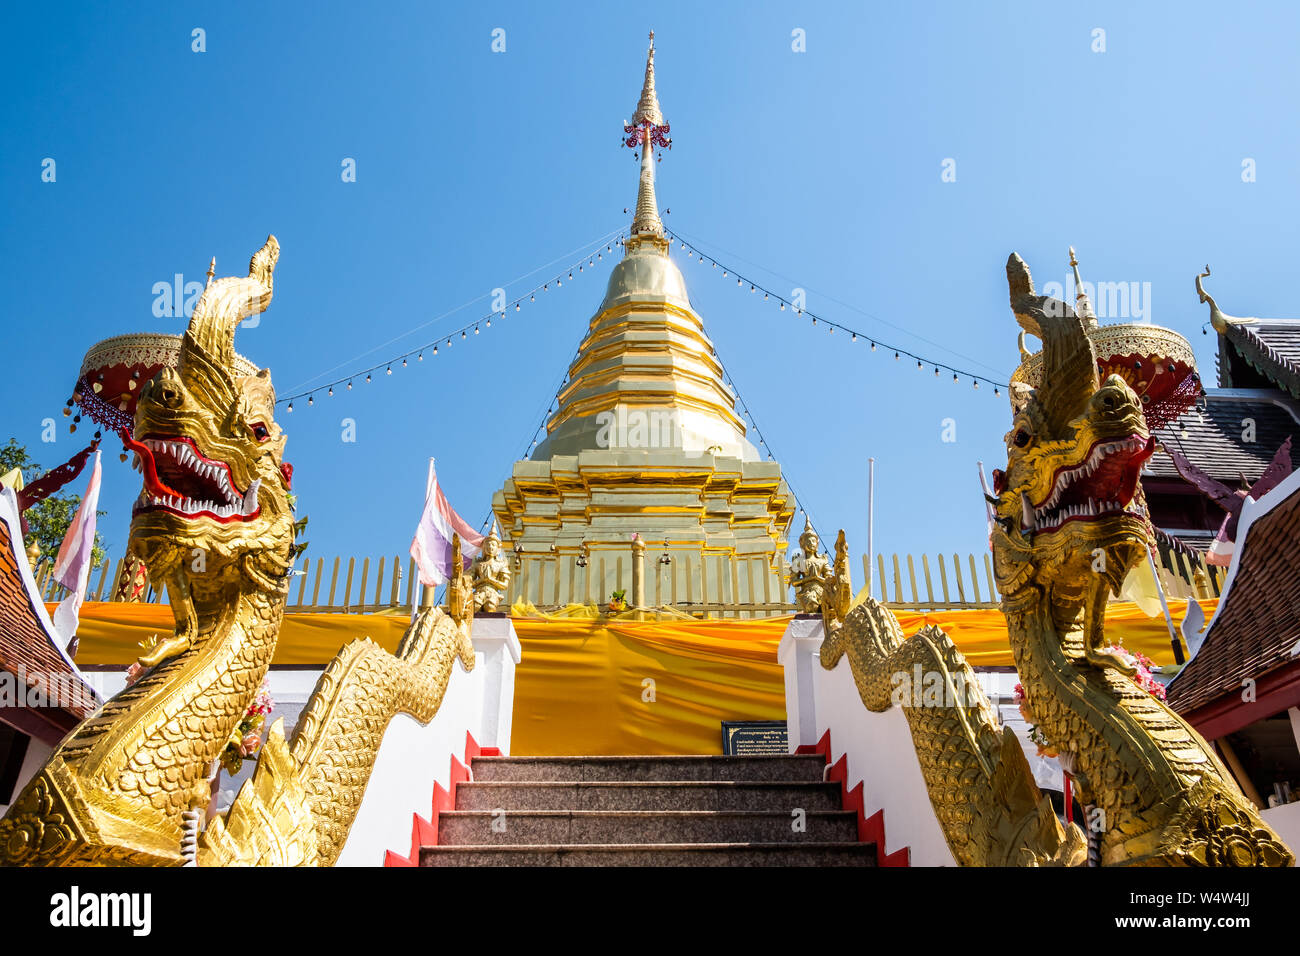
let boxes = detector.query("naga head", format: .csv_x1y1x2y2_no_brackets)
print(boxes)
126,237,295,592
990,254,1155,604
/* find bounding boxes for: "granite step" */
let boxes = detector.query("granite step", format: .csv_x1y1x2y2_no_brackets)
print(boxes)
437,809,859,846
455,780,842,812
470,754,826,783
420,842,876,867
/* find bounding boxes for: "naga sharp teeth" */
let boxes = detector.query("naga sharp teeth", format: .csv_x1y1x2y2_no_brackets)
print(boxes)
1021,491,1035,530
243,479,260,515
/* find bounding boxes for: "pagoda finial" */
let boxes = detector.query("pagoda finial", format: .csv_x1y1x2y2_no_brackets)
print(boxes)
1068,246,1097,327
205,256,216,288
624,31,671,250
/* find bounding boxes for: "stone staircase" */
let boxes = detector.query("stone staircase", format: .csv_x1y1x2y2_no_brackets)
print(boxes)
420,754,876,866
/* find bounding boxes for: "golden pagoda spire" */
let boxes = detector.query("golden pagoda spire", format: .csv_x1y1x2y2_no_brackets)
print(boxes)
1068,246,1098,327
624,31,671,250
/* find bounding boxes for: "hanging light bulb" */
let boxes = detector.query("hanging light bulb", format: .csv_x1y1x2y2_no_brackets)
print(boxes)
328,386,334,396
366,373,372,383
287,402,294,412
750,285,755,292
953,373,958,383
934,367,940,376
737,278,742,286
916,360,922,369
402,357,407,366
780,302,785,310
994,386,1000,396
447,338,452,346
474,325,480,335
461,330,467,339
347,381,353,390
530,293,535,302
568,271,573,279
486,319,491,328
516,302,520,311
308,395,314,406
418,353,423,361
386,366,392,375
973,380,979,389
433,345,438,355
763,292,768,300
722,270,727,277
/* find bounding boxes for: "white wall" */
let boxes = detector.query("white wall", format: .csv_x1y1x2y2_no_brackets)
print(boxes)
337,651,484,866
1262,801,1300,866
0,736,54,817
337,616,520,866
811,650,957,866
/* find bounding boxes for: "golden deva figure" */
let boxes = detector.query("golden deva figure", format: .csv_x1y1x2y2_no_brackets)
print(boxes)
470,521,511,613
788,517,832,614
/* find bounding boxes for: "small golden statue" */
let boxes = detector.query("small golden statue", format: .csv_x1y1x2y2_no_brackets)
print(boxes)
469,520,511,613
788,516,832,614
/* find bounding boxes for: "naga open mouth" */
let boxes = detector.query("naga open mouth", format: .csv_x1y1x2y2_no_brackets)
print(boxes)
124,433,260,523
1020,433,1155,534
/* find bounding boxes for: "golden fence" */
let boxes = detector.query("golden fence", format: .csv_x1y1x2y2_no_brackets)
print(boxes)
35,543,1227,616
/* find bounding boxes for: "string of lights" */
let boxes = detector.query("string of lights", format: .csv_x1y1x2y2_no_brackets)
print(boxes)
714,349,828,555
664,229,1011,394
279,231,626,410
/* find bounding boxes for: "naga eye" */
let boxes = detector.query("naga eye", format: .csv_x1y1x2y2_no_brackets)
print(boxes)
250,422,270,442
1013,429,1032,448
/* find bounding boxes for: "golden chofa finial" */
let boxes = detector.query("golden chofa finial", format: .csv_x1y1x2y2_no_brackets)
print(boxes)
205,256,216,288
1196,264,1233,333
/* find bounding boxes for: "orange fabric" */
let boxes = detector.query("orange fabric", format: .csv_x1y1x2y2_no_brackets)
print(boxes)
64,599,1216,755
61,602,411,667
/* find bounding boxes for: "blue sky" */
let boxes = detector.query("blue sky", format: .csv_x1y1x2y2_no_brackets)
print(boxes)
3,2,1298,583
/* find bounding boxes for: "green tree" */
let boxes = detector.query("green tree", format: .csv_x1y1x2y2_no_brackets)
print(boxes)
0,438,108,571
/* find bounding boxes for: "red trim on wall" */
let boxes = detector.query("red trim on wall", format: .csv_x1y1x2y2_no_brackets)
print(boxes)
383,731,502,867
797,730,911,867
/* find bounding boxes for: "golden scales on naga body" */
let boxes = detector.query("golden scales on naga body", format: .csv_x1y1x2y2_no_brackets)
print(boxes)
0,239,1290,867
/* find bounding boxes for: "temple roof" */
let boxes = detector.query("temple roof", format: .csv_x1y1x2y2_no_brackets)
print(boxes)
1197,267,1300,400
1144,389,1298,485
1166,469,1300,715
1219,321,1300,400
0,488,99,743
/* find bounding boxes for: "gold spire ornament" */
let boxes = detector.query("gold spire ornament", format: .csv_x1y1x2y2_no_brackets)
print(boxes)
624,30,672,250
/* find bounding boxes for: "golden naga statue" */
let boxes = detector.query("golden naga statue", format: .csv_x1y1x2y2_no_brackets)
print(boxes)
0,238,475,866
820,254,1292,867
820,535,1087,866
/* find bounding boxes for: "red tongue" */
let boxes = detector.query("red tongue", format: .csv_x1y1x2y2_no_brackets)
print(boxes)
119,430,186,500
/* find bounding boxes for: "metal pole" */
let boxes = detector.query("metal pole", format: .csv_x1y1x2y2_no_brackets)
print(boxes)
1146,548,1185,664
867,458,875,598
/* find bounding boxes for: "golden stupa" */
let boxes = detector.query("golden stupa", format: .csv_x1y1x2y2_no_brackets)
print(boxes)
492,34,794,613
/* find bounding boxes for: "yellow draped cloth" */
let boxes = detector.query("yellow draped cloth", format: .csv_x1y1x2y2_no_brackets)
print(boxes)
62,599,1214,756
